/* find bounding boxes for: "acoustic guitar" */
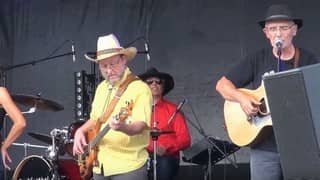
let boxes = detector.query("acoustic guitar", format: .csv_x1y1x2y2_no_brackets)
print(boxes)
78,101,133,180
223,84,272,147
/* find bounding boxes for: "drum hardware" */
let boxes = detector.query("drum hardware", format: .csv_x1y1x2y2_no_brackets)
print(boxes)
64,121,85,159
1,41,74,179
13,122,91,179
47,128,69,160
14,126,82,179
11,142,48,157
21,106,36,114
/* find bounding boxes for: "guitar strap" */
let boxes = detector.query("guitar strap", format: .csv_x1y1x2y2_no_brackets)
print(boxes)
98,73,138,124
294,47,300,68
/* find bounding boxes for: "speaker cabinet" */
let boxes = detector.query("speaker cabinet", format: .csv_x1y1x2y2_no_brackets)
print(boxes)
263,63,320,179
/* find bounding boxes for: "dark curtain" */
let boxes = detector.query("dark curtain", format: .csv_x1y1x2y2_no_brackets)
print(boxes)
0,0,319,168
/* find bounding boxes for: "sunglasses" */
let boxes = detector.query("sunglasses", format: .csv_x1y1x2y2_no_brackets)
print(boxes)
146,79,162,85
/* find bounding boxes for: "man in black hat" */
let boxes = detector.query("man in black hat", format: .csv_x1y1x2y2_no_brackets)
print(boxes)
139,67,191,180
216,4,318,180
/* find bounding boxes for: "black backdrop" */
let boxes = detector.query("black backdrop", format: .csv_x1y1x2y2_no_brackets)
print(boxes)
0,0,319,169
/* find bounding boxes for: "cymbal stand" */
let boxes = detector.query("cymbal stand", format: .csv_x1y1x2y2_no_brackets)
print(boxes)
149,102,159,180
48,129,59,160
150,126,159,180
21,107,36,114
48,128,63,180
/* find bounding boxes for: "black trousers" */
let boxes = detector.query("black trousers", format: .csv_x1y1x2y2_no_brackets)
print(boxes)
148,154,179,180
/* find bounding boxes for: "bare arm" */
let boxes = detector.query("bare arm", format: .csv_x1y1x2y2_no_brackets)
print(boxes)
216,76,260,116
0,87,26,169
216,76,246,102
76,118,96,134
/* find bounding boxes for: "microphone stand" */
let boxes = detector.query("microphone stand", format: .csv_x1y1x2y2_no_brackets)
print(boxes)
186,101,238,180
277,48,282,72
4,52,74,71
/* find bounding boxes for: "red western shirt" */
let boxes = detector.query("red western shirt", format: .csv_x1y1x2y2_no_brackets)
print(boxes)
147,98,191,159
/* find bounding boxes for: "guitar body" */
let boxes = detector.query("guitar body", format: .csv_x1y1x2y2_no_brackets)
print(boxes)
224,85,272,147
78,101,133,180
79,125,100,180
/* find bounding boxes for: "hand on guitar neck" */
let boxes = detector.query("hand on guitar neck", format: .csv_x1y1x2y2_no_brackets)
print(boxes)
109,107,131,131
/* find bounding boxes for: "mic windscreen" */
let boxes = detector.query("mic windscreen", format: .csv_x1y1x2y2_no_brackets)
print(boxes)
275,38,283,48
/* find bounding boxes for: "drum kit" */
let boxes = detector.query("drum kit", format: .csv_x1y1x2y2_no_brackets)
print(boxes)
8,94,84,180
8,94,179,180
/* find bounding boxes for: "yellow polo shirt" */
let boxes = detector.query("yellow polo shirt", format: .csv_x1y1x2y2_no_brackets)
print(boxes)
90,68,152,176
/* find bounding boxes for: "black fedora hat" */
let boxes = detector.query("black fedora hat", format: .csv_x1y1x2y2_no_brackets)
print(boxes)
258,4,303,29
139,67,174,96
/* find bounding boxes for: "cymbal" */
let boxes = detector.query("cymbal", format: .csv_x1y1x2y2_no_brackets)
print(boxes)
28,132,58,145
12,94,64,111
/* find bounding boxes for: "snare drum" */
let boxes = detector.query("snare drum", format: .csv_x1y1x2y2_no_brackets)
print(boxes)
65,121,85,158
12,155,81,180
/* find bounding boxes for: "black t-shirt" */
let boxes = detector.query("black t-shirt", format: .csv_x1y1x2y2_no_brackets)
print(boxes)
226,47,318,89
225,47,319,151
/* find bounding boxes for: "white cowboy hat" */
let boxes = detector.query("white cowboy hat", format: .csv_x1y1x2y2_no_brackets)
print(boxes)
84,34,137,62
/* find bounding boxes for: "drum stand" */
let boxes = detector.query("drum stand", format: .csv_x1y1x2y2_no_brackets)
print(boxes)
48,128,69,180
11,142,48,157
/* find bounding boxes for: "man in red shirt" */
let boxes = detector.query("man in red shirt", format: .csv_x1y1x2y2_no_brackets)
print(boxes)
139,67,191,180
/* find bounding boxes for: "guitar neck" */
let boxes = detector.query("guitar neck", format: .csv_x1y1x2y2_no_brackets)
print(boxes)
89,124,111,150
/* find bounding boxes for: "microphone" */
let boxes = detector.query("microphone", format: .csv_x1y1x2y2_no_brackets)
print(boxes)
275,38,283,55
144,42,150,61
71,41,76,62
167,99,187,124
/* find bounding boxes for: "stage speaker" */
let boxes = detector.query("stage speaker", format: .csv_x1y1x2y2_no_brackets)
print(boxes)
263,63,320,180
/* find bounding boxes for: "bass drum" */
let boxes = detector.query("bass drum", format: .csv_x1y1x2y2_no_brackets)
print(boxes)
12,155,57,180
12,155,81,180
58,159,81,180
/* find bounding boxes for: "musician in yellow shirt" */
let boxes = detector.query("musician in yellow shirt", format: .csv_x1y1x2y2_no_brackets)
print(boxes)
73,34,152,180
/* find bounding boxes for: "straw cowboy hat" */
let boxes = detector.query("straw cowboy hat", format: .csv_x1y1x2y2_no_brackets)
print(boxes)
258,4,303,29
84,34,137,62
139,67,174,96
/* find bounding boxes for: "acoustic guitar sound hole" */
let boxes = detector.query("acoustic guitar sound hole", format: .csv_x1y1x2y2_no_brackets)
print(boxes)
258,98,269,116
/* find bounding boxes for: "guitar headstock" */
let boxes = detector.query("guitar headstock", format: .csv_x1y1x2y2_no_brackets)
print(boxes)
115,100,133,122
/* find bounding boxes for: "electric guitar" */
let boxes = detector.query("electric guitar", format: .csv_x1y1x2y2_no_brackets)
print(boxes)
223,84,272,147
78,101,133,180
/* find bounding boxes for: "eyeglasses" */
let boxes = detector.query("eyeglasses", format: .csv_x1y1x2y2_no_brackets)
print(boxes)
100,57,121,70
265,24,295,33
146,79,162,85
